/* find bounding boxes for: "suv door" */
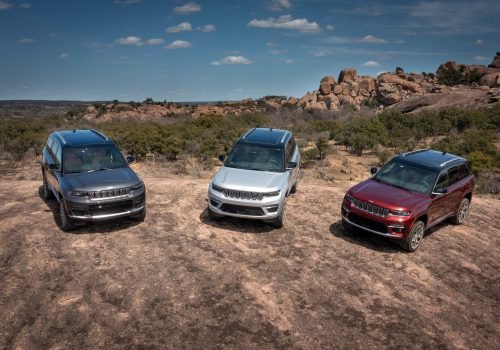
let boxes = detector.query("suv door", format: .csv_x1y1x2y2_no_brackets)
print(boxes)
446,164,471,214
428,171,449,226
44,137,62,194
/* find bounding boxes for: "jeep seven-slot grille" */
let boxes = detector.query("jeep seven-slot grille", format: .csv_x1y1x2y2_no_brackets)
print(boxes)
351,198,389,217
223,188,263,201
88,187,131,200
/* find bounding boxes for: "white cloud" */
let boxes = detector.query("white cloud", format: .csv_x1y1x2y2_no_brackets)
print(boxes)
211,56,253,65
267,42,279,47
475,39,483,45
146,38,164,45
313,51,327,57
120,56,130,60
166,22,192,33
174,2,201,15
269,49,287,55
361,60,380,67
19,2,31,8
280,58,295,64
202,24,216,32
395,39,406,44
0,1,13,10
248,15,320,32
166,40,191,49
59,53,70,59
326,24,335,31
357,35,388,44
326,36,350,44
17,38,35,44
474,55,487,61
270,0,291,11
115,36,142,46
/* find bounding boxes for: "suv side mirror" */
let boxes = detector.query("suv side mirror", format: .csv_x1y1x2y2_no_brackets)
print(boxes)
286,161,297,170
370,166,378,175
218,154,226,162
432,187,448,195
126,155,135,164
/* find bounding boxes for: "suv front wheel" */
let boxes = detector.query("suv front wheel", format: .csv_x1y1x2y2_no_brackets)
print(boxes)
59,199,76,231
42,173,54,200
400,220,425,252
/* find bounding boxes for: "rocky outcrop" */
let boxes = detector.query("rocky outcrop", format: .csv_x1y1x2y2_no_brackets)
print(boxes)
479,73,500,87
338,68,357,83
488,52,500,69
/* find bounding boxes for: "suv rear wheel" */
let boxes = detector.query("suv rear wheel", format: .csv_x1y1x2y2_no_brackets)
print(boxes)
59,199,76,231
400,220,425,252
450,198,470,225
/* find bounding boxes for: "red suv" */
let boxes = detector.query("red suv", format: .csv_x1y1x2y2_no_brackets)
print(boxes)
341,150,474,251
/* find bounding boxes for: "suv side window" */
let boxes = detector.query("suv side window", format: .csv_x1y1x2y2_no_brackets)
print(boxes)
458,163,471,180
448,166,460,186
50,141,61,167
435,172,448,190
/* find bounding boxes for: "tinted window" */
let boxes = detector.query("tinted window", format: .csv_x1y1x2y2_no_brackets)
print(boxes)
51,142,61,166
285,137,296,164
448,166,460,185
458,164,471,180
435,172,448,190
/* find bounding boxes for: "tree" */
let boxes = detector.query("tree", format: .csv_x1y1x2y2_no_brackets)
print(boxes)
316,137,328,159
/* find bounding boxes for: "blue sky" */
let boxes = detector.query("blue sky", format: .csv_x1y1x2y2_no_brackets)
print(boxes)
0,0,499,101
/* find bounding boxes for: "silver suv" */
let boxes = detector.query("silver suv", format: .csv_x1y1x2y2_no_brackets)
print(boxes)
207,128,300,227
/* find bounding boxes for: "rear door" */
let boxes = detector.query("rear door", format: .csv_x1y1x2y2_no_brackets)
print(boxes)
445,165,465,215
285,137,299,193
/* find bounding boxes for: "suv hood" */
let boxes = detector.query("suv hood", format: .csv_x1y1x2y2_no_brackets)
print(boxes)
350,179,429,209
62,167,141,192
212,166,286,192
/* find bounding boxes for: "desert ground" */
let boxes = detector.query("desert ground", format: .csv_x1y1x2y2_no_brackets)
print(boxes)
0,163,499,349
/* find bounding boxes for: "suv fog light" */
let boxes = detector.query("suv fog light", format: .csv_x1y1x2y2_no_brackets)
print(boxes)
210,199,219,207
389,225,405,234
266,205,279,213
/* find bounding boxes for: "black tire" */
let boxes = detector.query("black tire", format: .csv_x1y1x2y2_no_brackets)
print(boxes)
450,198,470,225
271,207,285,228
42,174,54,200
59,199,76,231
399,220,425,252
290,181,298,194
208,207,223,220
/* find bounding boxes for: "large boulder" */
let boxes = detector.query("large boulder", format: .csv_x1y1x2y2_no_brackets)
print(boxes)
382,92,402,105
319,76,337,95
333,84,343,95
358,77,376,93
479,73,500,87
489,52,500,68
378,73,423,93
338,68,358,83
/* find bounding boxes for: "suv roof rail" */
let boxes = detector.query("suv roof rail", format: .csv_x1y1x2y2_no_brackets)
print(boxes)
440,157,464,167
90,129,109,140
402,149,429,156
280,131,291,144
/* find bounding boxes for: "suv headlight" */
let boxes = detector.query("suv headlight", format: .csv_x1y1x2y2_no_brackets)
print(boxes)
131,182,144,191
212,183,223,192
263,190,280,197
389,209,411,216
345,193,354,202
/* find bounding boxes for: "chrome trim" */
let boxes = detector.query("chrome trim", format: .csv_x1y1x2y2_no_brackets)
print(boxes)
69,205,144,220
440,157,464,167
342,215,396,238
402,149,428,156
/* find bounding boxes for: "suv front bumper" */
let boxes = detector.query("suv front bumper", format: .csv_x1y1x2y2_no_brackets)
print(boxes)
65,191,146,221
208,187,282,220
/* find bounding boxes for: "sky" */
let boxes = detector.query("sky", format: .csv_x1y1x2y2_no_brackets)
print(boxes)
0,0,499,102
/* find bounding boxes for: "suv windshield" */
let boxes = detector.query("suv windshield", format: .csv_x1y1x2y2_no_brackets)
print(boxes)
225,144,284,172
373,159,437,194
63,145,127,173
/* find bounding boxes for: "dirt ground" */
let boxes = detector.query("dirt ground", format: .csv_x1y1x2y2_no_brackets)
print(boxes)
0,165,499,349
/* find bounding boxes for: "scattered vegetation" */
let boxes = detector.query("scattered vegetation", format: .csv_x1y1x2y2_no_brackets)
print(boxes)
0,104,498,193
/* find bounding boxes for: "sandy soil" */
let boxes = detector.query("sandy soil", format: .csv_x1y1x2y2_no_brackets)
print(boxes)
0,166,499,349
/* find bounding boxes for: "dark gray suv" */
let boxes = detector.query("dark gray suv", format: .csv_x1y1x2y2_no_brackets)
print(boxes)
41,129,146,231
